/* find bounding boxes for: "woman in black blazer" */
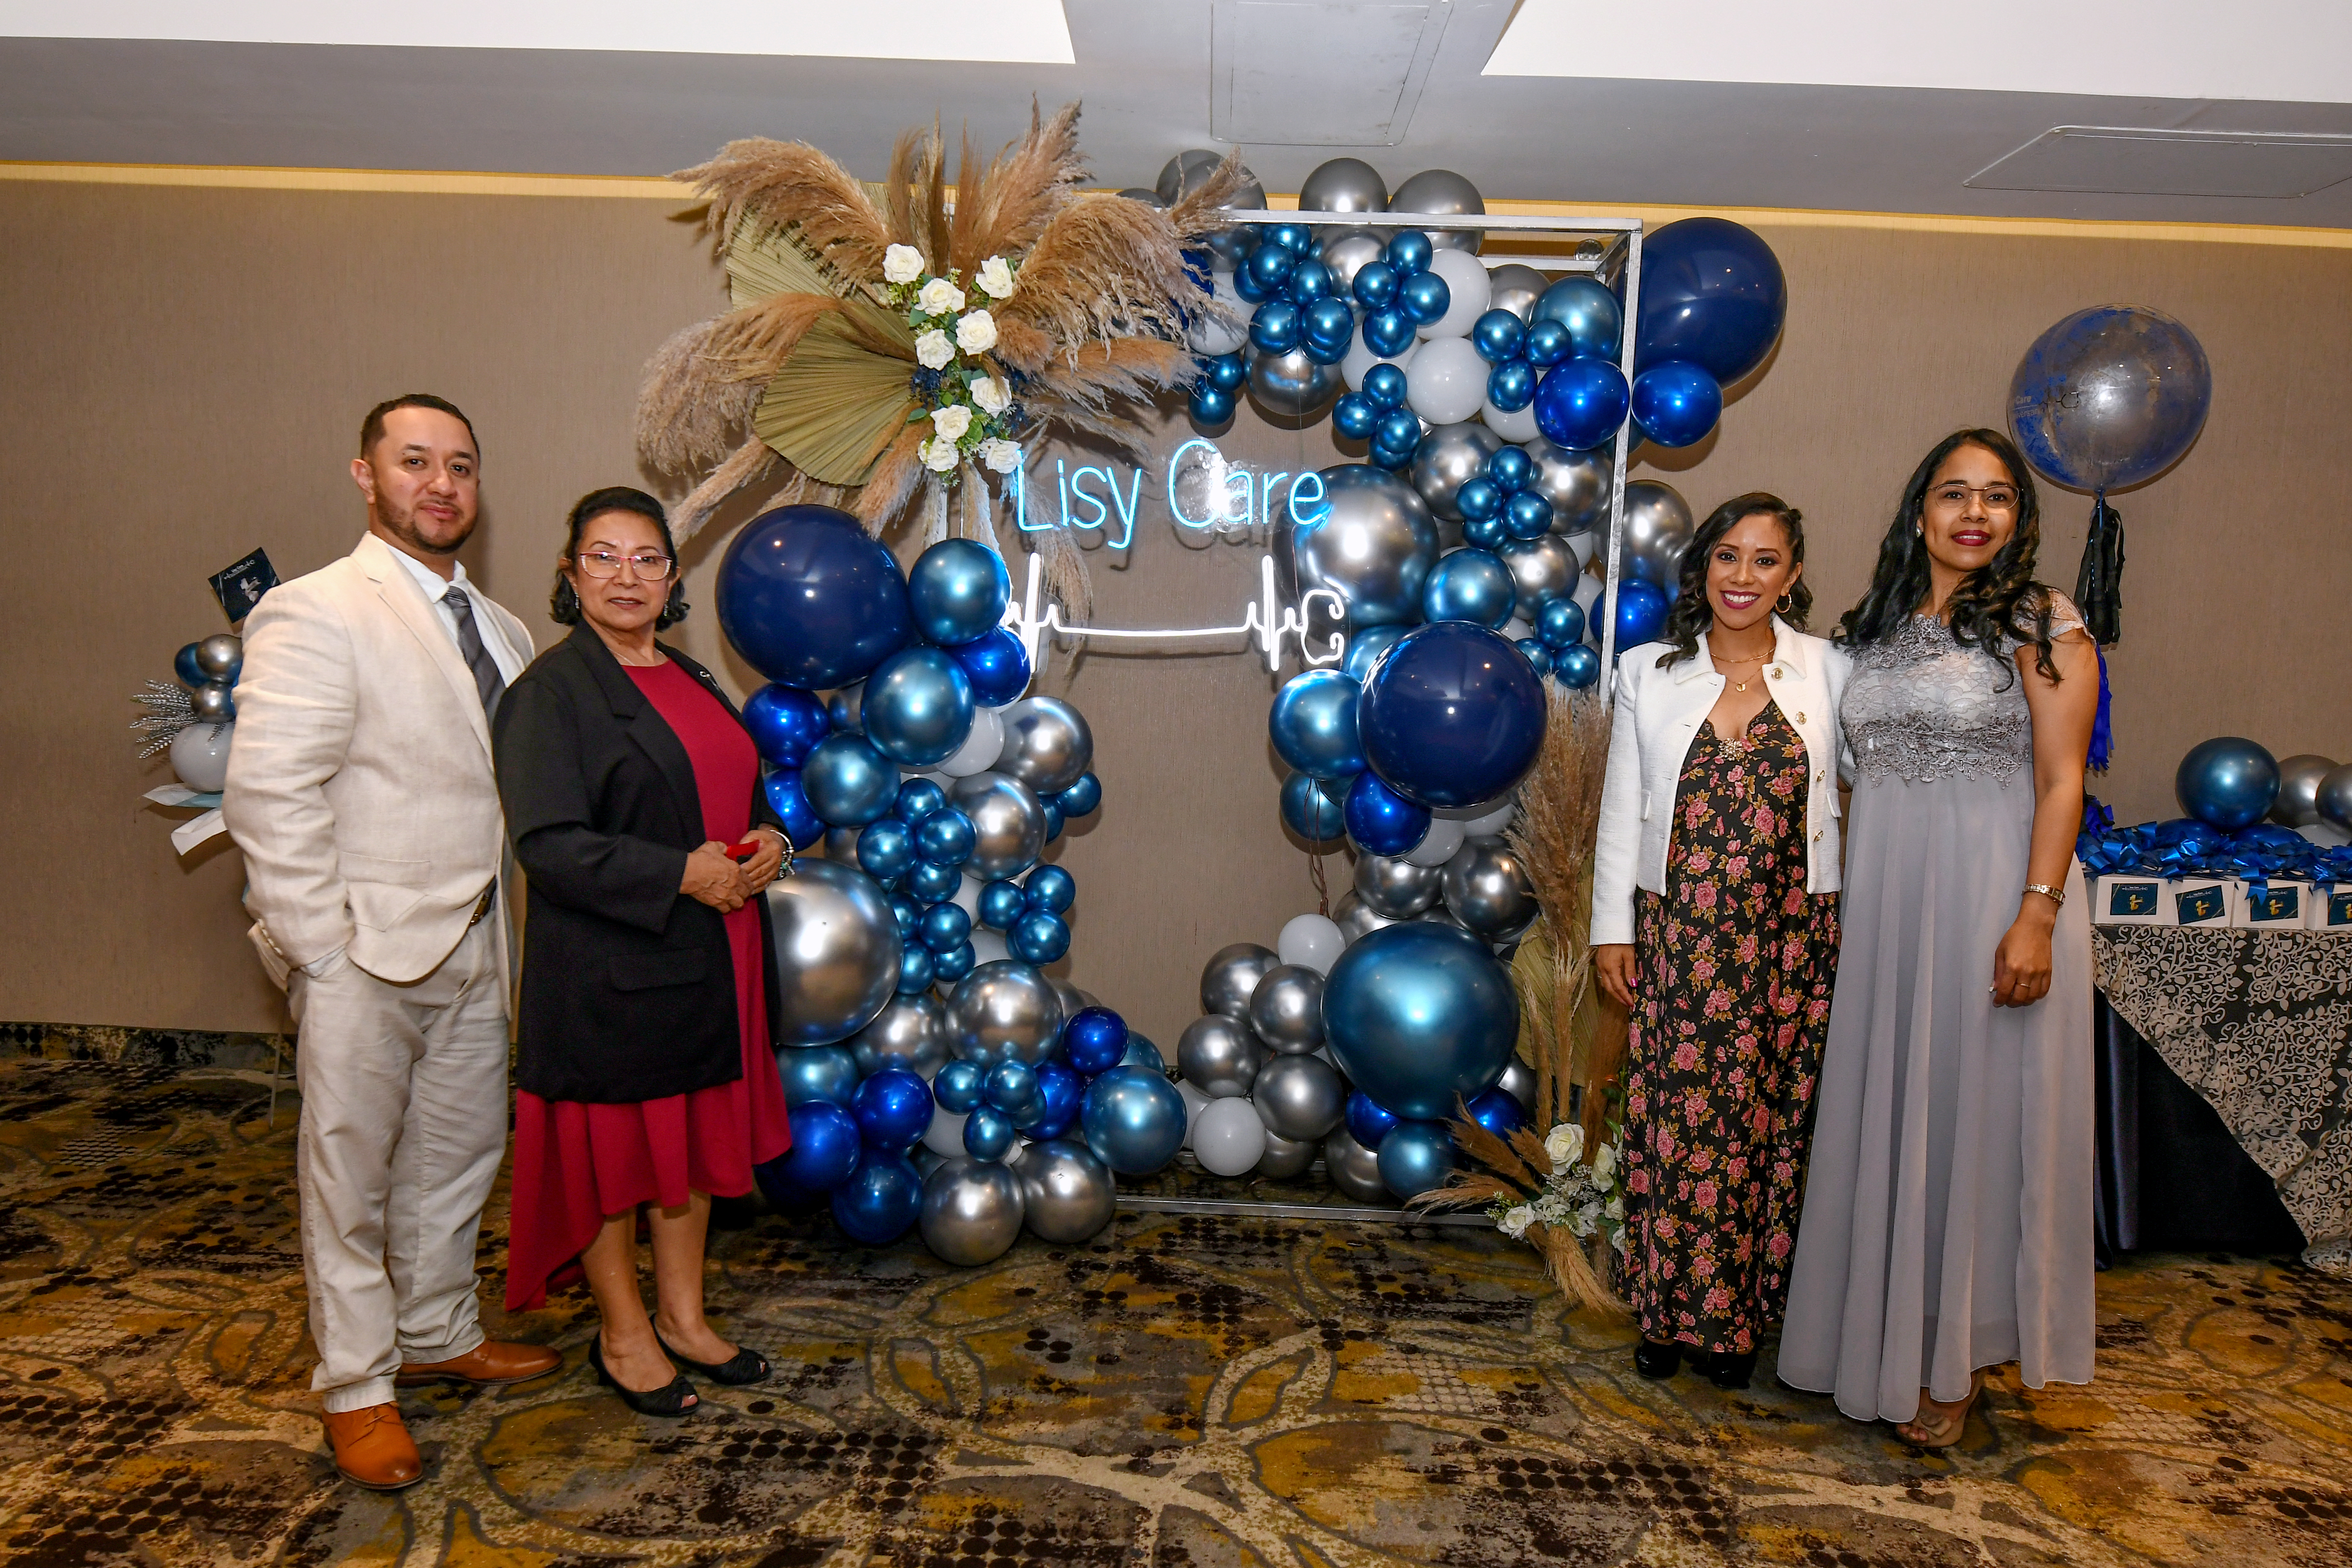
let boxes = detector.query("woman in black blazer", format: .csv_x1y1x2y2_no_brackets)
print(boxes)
493,486,791,1416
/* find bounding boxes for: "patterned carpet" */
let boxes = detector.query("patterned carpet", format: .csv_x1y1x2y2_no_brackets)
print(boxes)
5,1053,2352,1567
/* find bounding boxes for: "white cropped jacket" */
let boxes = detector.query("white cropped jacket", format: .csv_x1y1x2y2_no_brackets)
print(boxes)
1589,618,1851,949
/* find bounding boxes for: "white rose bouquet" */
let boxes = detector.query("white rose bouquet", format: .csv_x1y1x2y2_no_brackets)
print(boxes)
1406,1101,1629,1317
881,252,1024,487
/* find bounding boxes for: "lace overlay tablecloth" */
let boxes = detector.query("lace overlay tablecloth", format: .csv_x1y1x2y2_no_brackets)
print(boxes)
2093,925,2352,1275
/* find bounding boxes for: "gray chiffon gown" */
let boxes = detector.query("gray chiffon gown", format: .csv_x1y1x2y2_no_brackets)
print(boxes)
1775,593,2095,1422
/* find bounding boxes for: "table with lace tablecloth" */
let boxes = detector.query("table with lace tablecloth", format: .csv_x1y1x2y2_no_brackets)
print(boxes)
2092,924,2352,1275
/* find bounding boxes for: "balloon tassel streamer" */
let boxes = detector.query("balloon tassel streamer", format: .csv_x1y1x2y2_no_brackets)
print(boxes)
2074,490,2124,646
2088,644,2113,775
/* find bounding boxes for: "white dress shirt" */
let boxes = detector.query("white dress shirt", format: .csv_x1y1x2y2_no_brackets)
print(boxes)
386,543,526,686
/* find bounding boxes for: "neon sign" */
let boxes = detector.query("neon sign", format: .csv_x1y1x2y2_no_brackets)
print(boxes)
999,550,1345,676
1013,438,1332,548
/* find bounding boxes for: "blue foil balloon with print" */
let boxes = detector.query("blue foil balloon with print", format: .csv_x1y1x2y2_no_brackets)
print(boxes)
1281,771,1347,845
743,684,831,769
914,806,976,866
718,505,912,690
1345,771,1431,856
856,817,917,880
977,879,1027,931
831,1154,923,1243
802,734,901,826
1532,358,1630,451
906,538,1011,648
1269,668,1367,783
934,1059,985,1113
1010,911,1071,966
947,628,1031,708
1056,773,1102,818
1324,923,1518,1121
1421,550,1517,630
1358,621,1546,809
1471,309,1527,364
761,770,827,850
1345,1092,1399,1150
1631,360,1723,448
1362,362,1410,410
1025,863,1077,914
860,647,974,768
1081,1066,1187,1175
1386,229,1433,276
1352,259,1399,309
757,1101,861,1201
779,1044,860,1107
1532,277,1625,362
1063,1007,1130,1076
854,1068,934,1152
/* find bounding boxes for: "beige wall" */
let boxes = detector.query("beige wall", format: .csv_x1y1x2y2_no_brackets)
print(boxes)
5,175,2348,1047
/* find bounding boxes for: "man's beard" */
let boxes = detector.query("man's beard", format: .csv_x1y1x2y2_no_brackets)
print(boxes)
380,498,475,557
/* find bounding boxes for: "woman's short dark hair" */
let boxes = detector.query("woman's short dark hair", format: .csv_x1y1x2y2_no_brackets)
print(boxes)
551,486,689,631
1654,492,1810,668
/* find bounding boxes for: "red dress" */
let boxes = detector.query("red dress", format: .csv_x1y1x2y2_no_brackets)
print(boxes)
505,657,792,1312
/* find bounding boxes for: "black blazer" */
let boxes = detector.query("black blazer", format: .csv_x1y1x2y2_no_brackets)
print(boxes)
493,624,784,1104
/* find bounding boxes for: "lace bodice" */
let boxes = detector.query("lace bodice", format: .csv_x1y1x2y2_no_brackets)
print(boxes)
1840,590,2083,785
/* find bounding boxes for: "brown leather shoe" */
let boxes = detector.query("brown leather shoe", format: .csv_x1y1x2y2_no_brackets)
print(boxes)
322,1404,422,1490
396,1338,561,1388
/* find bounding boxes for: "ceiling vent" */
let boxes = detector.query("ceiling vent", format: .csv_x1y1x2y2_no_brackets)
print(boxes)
1967,125,2352,199
1210,0,1452,146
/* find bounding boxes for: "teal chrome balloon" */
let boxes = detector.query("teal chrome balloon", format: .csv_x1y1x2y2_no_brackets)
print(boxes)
856,818,916,879
1323,923,1518,1119
1375,1119,1459,1199
1342,624,1408,682
1281,771,1347,844
803,734,901,825
831,1153,923,1244
779,1045,860,1108
934,1059,985,1113
1553,643,1601,689
1269,668,1367,782
1121,1033,1166,1072
1421,549,1516,629
896,777,949,821
963,1104,1018,1161
1532,276,1624,361
1081,1065,1187,1175
861,647,975,768
907,538,1012,647
2176,737,2280,830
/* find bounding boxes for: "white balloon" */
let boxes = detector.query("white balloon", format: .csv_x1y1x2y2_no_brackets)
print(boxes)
1177,1079,1211,1148
1405,337,1489,426
1481,395,1541,444
170,721,234,793
950,877,982,918
1501,615,1533,644
1277,913,1345,975
1192,1095,1269,1176
1188,272,1248,357
970,928,1012,965
940,705,1006,776
923,1106,969,1158
1420,249,1492,340
1565,531,1598,571
1571,572,1604,639
1402,814,1467,867
1462,800,1518,838
1341,332,1416,392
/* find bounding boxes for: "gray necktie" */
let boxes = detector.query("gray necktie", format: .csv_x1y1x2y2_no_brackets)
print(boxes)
441,585,506,720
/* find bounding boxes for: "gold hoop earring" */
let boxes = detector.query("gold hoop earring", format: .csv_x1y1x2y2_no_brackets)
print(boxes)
1776,593,1793,615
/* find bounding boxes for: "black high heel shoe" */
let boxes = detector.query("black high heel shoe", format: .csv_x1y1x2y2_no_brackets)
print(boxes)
587,1334,698,1416
1633,1339,1682,1380
1701,1350,1757,1390
655,1331,772,1386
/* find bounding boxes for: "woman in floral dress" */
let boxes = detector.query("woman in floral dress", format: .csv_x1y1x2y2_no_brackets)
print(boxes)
1590,494,1851,1388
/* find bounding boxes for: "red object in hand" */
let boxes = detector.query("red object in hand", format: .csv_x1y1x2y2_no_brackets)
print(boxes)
724,841,760,863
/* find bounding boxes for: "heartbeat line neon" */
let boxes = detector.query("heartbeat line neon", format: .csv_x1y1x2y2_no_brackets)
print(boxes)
1000,552,1346,676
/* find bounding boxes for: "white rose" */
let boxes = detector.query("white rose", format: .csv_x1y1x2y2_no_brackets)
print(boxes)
920,437,958,473
976,255,1015,299
956,309,998,355
1604,1195,1625,1221
1497,1204,1535,1240
915,329,953,370
883,244,925,285
930,403,972,442
1591,1143,1616,1181
917,276,966,317
980,437,1022,474
969,374,1010,416
1543,1123,1584,1168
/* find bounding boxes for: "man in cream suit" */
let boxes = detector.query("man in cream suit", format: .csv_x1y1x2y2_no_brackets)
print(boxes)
225,395,557,1489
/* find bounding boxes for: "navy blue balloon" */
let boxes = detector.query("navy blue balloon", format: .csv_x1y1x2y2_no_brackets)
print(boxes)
1553,643,1601,689
1362,362,1410,410
896,944,936,995
1362,308,1416,359
1122,1033,1165,1073
1471,309,1527,364
1634,216,1786,381
1287,259,1335,305
1400,271,1451,328
1454,477,1503,523
1025,863,1077,913
1345,770,1432,856
1334,392,1380,441
1343,624,1408,682
718,505,912,690
1269,668,1367,783
1358,621,1546,809
977,879,1027,930
915,806,976,866
1017,1059,1083,1139
1281,770,1348,844
1536,596,1586,650
1466,1085,1530,1139
947,628,1031,707
779,1044,860,1107
1081,1065,1187,1175
895,776,948,821
1515,638,1552,677
1421,549,1516,629
803,733,900,826
1372,409,1422,454
906,860,961,904
761,769,827,850
932,940,977,985
1461,516,1507,550
854,1068,934,1152
1631,360,1723,448
1324,923,1518,1120
1056,773,1102,818
1345,1091,1399,1150
888,893,922,938
934,1059,985,1113
1268,221,1316,255
1532,358,1631,450
831,1153,923,1243
2177,737,2280,830
1207,351,1249,392
857,817,917,879
1486,446,1533,493
1611,581,1671,650
1486,360,1537,413
759,1100,862,1201
983,1059,1040,1115
1504,491,1554,541
1190,382,1237,427
1386,230,1433,276
962,1105,1018,1161
1063,1006,1130,1076
918,900,973,955
1246,241,1298,293
1522,317,1573,369
1010,911,1071,965
743,684,832,769
1250,299,1301,355
1532,277,1624,361
1376,1120,1459,1199
1352,260,1399,309
174,642,207,687
907,539,1011,648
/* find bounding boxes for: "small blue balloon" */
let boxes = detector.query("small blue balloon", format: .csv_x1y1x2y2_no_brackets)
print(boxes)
1421,549,1517,630
1553,643,1601,689
1376,1120,1459,1199
758,1100,862,1201
1081,1065,1187,1175
1269,667,1367,783
1536,596,1586,650
174,642,207,687
895,777,948,822
743,684,832,769
1286,258,1334,305
1245,241,1298,293
1461,515,1508,550
1016,1059,1084,1139
1504,490,1554,541
2177,737,2281,830
1326,923,1518,1121
1345,1091,1399,1150
1250,299,1301,355
1486,445,1533,494
718,505,912,690
905,860,962,904
1522,316,1573,369
1343,624,1408,682
932,939,977,984
1190,381,1236,427
1303,296,1356,351
1352,260,1399,309
887,893,922,938
857,817,917,879
1345,771,1432,856
1532,358,1631,451
1611,581,1671,651
906,538,1011,648
854,1067,934,1152
1630,360,1723,448
1334,392,1380,441
1373,408,1423,455
1362,308,1416,359
1533,276,1625,361
1486,359,1537,414
1454,477,1503,523
896,944,936,995
977,879,1027,930
1207,351,1249,392
1010,911,1071,966
1055,773,1102,818
1386,229,1433,276
1281,770,1348,844
761,769,827,850
918,900,973,954
1471,309,1527,364
803,734,901,826
962,1104,1018,1162
1122,1033,1166,1073
779,1044,861,1107
1063,1007,1130,1076
1362,362,1410,410
1302,332,1350,368
828,683,863,733
1515,637,1552,677
1041,801,1065,842
914,806,977,866
1467,1085,1530,1139
947,628,1031,708
1230,260,1275,305
934,1059,985,1113
1369,441,1416,473
1359,621,1547,808
1267,221,1316,255
1025,863,1077,914
831,1153,923,1243
983,1059,1040,1116
1400,271,1451,328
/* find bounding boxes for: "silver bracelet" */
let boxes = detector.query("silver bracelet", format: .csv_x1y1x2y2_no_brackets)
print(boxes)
2023,882,2065,907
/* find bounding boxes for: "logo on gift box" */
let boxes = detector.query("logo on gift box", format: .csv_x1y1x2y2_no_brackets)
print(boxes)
2247,885,2300,923
2175,885,2228,925
2107,881,2159,917
2330,891,2352,928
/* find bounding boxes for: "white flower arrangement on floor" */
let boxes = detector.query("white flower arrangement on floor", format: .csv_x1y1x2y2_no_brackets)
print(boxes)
1493,1121,1628,1257
883,244,1025,481
1408,1104,1629,1316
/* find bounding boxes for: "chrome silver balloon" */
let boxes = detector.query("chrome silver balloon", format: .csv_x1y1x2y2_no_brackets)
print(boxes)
1522,437,1612,534
1497,535,1578,612
950,771,1048,879
1177,1014,1266,1098
195,633,242,679
1418,902,1471,931
947,960,1067,1066
1256,1130,1318,1179
993,697,1093,796
1440,838,1539,941
1050,977,1087,1024
1015,1137,1117,1242
1276,466,1440,629
1387,168,1484,251
1621,479,1696,588
1496,1057,1537,1110
919,1157,1026,1265
1251,1052,1347,1141
1116,187,1169,207
1320,228,1387,292
1298,157,1388,218
1247,344,1342,421
1322,1126,1391,1203
849,993,949,1078
2319,764,2352,834
1484,263,1549,322
1201,942,1279,1018
190,682,236,722
1410,422,1505,523
1356,853,1442,918
1247,964,1326,1053
1157,148,1263,207
2273,754,2338,828
765,858,904,1047
1334,889,1402,945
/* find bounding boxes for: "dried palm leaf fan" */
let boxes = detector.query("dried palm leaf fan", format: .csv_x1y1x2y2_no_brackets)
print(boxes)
637,101,1247,616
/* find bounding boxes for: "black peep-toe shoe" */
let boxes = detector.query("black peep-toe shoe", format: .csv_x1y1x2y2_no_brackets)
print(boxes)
655,1332,773,1386
588,1334,698,1416
1633,1339,1682,1380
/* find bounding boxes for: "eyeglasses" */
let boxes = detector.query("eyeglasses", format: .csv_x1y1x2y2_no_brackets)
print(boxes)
1928,483,2019,514
575,551,675,580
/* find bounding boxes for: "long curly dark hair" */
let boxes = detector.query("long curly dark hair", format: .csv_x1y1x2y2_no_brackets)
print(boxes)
1654,492,1810,669
1835,428,2058,682
551,485,690,631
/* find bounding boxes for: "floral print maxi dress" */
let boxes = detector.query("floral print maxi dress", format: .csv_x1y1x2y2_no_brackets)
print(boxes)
1624,700,1841,1356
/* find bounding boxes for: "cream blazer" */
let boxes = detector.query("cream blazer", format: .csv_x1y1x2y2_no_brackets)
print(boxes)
223,531,534,988
1589,618,1849,949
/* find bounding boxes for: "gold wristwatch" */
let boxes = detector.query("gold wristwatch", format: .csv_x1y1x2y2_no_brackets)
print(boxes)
2023,882,2064,907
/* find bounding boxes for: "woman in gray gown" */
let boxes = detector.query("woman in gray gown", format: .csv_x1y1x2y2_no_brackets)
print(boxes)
1777,428,2098,1447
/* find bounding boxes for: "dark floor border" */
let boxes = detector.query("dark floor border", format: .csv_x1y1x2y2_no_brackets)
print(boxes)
0,1021,291,1073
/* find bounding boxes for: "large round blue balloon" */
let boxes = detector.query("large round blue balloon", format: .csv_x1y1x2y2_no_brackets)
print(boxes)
1421,549,1517,630
757,1100,862,1203
1324,923,1519,1119
860,647,975,768
1063,1006,1130,1075
1531,357,1631,451
717,505,912,689
1376,1120,1459,1199
1634,217,1786,383
803,733,901,825
1081,1065,1187,1175
853,1068,934,1152
1282,771,1348,844
1531,277,1623,360
1630,361,1723,448
2009,304,2213,492
742,684,831,769
1358,621,1546,809
907,539,1011,647
1345,1090,1398,1150
1609,582,1671,651
1269,669,1367,783
947,627,1032,706
761,769,827,849
1344,770,1431,855
779,1044,861,1107
2177,737,2279,830
830,1153,923,1244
